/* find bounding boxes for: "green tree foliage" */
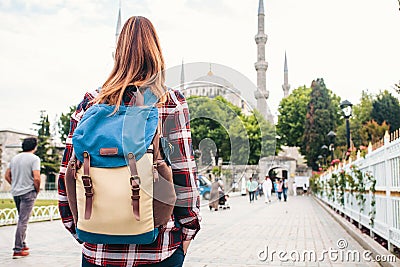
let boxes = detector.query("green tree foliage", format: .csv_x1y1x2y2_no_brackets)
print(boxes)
187,96,275,165
242,110,275,163
302,79,340,171
188,96,231,165
360,120,389,145
395,81,400,94
276,86,311,148
371,90,400,132
34,111,60,178
352,91,373,124
348,91,374,148
334,91,389,159
58,106,76,144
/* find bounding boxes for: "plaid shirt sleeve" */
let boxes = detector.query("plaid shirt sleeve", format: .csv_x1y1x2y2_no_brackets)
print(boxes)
57,91,97,240
162,90,201,241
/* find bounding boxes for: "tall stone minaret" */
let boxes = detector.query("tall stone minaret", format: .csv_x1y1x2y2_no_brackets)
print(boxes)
112,3,122,59
282,51,290,97
254,0,273,123
115,3,122,44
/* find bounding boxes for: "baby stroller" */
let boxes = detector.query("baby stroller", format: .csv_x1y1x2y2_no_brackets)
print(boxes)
218,190,230,210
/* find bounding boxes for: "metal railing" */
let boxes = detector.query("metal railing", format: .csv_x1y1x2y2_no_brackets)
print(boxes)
0,190,60,226
316,131,400,252
0,205,60,226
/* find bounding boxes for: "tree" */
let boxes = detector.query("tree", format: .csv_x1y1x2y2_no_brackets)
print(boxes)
348,91,374,148
359,120,389,145
34,111,60,182
187,95,275,165
276,86,311,148
188,96,232,164
240,110,275,164
395,81,400,94
352,90,373,124
58,106,76,143
371,90,400,132
334,91,390,158
302,78,340,171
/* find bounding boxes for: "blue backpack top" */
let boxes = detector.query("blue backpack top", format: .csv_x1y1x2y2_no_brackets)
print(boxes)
72,88,159,167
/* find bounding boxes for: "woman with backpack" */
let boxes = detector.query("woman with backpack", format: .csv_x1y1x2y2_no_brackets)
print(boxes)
58,16,200,267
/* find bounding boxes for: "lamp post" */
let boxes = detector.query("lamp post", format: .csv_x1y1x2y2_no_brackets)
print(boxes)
340,100,353,153
321,145,328,166
327,130,336,162
317,155,323,170
215,148,222,178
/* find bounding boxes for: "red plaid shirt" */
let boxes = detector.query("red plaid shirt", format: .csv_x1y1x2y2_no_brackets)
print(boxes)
58,88,201,266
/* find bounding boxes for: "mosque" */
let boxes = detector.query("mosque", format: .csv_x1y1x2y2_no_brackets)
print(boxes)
178,0,290,123
180,65,252,115
113,0,291,123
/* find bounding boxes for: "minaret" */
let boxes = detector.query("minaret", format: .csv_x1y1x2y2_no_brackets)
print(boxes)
113,3,122,59
254,0,273,123
180,59,185,91
115,3,122,44
282,51,290,97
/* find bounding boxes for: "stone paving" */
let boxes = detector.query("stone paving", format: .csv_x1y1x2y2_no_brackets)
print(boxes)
0,194,384,266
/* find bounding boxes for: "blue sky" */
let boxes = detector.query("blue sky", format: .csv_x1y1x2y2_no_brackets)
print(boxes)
0,0,399,134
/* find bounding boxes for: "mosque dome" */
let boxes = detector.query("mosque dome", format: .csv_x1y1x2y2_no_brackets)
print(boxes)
195,71,233,88
188,70,240,95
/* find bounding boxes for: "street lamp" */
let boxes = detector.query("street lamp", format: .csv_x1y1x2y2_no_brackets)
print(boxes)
321,145,328,165
340,100,353,152
317,155,323,169
327,130,336,162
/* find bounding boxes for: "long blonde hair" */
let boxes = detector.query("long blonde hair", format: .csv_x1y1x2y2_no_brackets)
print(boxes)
95,16,166,107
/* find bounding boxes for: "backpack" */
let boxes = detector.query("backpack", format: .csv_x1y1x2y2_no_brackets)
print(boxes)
65,89,176,245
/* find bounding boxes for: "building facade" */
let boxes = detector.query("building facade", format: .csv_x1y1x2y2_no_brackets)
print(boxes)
0,129,35,191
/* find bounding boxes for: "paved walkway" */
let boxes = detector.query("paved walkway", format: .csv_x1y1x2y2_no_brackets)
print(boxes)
0,195,383,266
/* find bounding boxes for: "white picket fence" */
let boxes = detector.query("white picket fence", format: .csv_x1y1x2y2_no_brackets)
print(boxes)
316,132,400,252
0,190,60,226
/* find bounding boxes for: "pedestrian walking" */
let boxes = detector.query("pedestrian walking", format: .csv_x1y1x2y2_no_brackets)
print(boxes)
209,178,220,211
292,181,297,196
246,177,258,203
58,16,200,267
303,183,308,196
276,179,283,201
262,176,273,203
273,179,278,193
282,178,289,202
4,137,41,259
257,181,263,197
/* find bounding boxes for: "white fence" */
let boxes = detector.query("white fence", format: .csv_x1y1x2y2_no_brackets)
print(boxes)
316,132,400,252
0,190,59,226
0,205,60,226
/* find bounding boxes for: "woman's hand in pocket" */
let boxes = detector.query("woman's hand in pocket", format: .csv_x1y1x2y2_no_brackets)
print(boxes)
182,240,191,256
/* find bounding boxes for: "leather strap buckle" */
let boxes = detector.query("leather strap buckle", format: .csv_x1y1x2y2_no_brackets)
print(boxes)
82,176,93,196
130,175,141,186
82,176,92,187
